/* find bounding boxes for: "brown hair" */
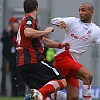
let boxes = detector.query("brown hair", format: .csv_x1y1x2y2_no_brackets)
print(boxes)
24,0,38,13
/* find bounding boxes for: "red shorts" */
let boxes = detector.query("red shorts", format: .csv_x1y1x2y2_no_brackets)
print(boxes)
54,50,82,87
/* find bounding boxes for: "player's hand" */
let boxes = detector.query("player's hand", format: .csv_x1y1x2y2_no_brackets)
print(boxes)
59,21,68,32
44,27,54,34
62,42,70,50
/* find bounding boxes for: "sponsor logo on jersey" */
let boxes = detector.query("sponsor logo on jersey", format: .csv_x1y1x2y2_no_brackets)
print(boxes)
71,33,89,41
26,20,32,25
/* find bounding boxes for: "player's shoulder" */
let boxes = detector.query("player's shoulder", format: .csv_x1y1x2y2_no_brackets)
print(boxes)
91,23,100,30
21,15,35,26
22,15,34,22
90,23,100,35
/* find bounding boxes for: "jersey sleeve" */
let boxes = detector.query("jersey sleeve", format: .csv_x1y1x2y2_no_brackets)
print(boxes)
51,17,63,26
95,35,100,45
51,17,76,28
25,16,35,28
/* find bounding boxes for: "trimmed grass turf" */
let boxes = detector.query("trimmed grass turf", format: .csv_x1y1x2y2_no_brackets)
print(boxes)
0,97,24,100
0,97,99,100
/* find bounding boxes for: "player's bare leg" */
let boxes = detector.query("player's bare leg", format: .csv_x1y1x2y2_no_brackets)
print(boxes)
65,85,79,100
76,66,93,100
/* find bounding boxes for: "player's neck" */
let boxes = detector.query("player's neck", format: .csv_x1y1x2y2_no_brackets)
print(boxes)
82,19,92,24
85,18,92,23
87,19,92,23
29,11,37,20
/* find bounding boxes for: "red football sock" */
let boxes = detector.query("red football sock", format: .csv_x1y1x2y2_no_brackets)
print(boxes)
38,80,64,97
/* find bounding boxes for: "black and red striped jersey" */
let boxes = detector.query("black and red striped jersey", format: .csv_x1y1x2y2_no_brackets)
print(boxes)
16,14,45,67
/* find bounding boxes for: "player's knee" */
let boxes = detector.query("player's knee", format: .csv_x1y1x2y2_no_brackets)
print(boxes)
84,72,93,84
87,72,93,82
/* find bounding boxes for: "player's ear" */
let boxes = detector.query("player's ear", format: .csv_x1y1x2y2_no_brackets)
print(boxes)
90,10,93,16
36,6,38,11
91,10,93,15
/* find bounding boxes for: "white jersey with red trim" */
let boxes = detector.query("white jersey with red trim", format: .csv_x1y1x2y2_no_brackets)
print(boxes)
51,17,100,61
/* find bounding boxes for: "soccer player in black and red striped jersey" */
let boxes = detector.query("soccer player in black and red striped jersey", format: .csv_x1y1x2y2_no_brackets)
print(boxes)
16,0,69,100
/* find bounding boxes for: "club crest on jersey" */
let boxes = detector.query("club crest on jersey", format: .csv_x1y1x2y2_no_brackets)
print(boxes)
26,20,32,25
87,29,92,37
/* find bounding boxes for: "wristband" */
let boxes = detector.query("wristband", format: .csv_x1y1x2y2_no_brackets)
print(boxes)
58,43,62,49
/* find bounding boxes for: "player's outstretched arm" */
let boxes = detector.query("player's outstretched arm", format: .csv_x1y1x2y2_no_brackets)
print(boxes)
51,17,63,26
43,37,70,49
24,27,54,38
51,18,68,32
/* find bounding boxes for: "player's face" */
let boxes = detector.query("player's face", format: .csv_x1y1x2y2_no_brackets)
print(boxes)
79,4,93,23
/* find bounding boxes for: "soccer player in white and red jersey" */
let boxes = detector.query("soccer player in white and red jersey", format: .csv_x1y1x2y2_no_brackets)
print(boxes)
16,0,71,100
51,2,100,100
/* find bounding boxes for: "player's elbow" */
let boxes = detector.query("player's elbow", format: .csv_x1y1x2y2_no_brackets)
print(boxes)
51,17,62,25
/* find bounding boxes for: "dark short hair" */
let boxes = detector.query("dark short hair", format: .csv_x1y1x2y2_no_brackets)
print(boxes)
24,0,38,13
81,2,94,11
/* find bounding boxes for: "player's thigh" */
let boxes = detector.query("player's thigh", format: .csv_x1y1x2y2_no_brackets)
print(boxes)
67,62,82,78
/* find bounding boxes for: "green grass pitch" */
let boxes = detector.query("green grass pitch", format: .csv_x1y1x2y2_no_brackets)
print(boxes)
0,97,24,100
0,97,99,100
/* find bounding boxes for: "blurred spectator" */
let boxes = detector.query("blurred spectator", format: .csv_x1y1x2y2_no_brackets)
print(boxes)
1,17,25,96
0,17,17,96
8,21,26,96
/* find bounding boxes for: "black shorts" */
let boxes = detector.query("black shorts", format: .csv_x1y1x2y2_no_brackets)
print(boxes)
17,60,63,89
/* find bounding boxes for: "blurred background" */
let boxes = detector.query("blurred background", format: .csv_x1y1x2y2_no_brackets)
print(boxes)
0,0,100,99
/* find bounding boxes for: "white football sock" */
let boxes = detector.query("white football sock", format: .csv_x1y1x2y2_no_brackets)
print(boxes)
51,91,67,100
46,97,51,100
82,85,92,100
